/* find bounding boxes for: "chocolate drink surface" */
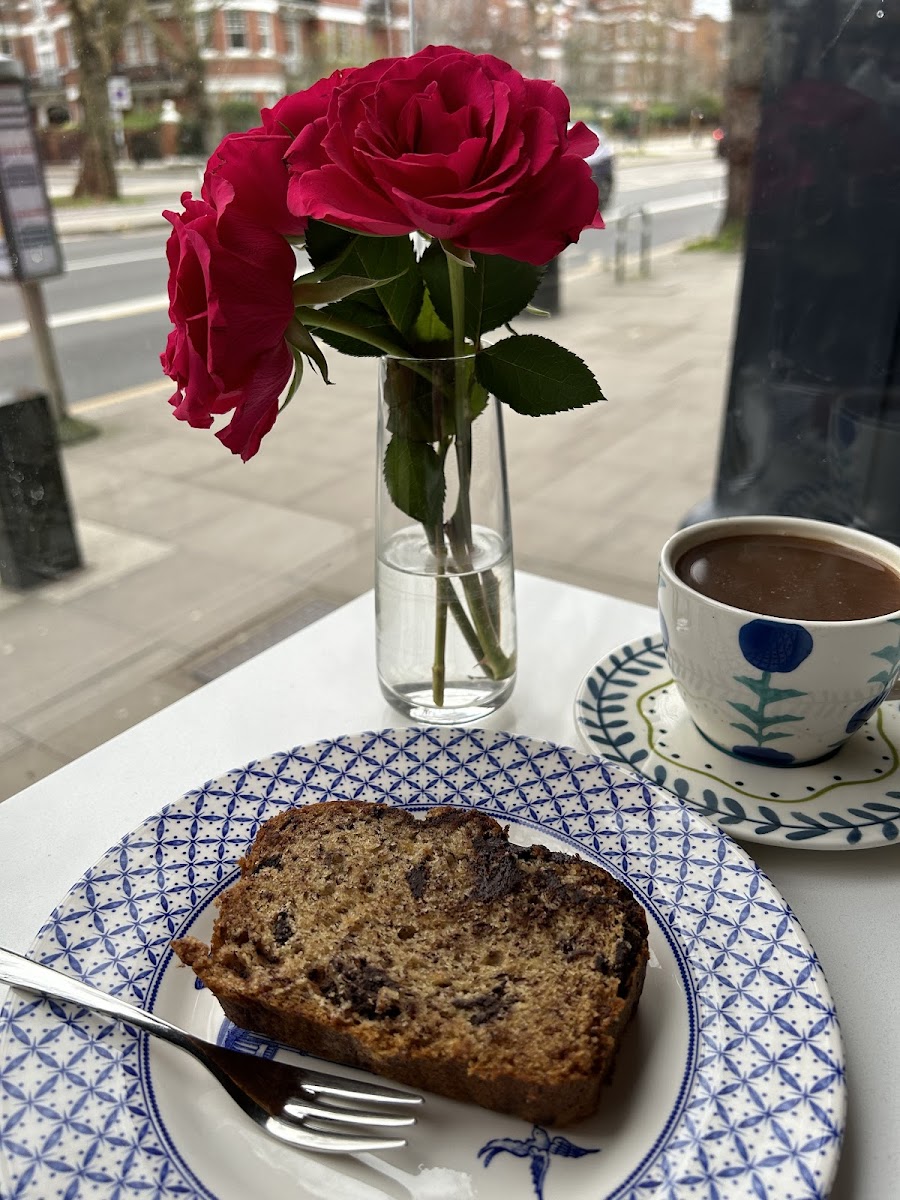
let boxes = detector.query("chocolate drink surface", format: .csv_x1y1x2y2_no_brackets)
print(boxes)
675,532,900,621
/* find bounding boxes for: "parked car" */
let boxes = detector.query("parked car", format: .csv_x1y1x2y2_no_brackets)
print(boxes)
712,127,729,159
585,127,616,211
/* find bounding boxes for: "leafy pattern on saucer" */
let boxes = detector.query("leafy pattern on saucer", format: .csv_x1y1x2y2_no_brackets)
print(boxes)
0,728,844,1198
576,635,900,848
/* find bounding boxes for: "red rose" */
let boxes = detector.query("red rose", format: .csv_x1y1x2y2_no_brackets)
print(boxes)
201,130,307,239
160,187,296,460
260,69,354,137
198,71,354,238
284,45,602,265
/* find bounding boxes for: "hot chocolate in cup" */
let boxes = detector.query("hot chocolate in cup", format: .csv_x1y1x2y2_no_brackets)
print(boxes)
658,515,900,767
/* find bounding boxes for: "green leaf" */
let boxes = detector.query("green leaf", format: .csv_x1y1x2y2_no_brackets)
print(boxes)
728,701,764,722
292,272,402,307
420,244,542,342
382,357,486,442
304,226,423,335
413,286,453,346
303,296,409,358
468,256,543,340
383,435,445,525
278,349,304,413
383,358,447,443
440,239,475,268
354,237,422,335
760,731,792,743
475,335,607,416
305,220,355,270
285,317,331,382
757,713,804,727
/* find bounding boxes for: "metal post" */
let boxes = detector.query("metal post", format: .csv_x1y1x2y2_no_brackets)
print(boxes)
639,210,652,278
614,214,628,283
615,207,652,283
18,279,68,426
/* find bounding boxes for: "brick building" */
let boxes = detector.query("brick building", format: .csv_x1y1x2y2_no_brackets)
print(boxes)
0,0,408,129
0,0,725,134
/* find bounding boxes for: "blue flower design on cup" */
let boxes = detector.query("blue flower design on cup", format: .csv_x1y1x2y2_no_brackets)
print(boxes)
738,620,814,673
728,620,814,764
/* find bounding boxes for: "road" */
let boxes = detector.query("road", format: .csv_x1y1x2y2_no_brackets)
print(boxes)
0,152,727,409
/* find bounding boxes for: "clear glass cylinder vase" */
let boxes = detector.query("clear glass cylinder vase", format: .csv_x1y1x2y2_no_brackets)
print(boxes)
375,354,517,724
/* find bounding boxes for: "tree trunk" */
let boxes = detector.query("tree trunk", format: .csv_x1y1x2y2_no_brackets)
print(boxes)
719,0,770,231
68,0,118,199
172,0,213,157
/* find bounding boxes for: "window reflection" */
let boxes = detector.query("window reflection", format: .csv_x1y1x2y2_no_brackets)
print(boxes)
0,0,897,798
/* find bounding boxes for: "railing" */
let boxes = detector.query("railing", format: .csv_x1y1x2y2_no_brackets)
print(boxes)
614,205,652,283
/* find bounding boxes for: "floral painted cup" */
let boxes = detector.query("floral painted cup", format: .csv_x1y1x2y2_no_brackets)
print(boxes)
658,516,900,766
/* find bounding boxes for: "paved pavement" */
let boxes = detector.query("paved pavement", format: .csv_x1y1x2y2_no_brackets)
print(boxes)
0,190,742,801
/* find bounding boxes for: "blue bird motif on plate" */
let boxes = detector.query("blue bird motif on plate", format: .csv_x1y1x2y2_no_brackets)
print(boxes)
478,1124,599,1199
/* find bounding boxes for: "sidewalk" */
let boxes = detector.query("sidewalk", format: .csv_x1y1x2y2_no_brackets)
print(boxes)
48,163,202,236
0,236,742,801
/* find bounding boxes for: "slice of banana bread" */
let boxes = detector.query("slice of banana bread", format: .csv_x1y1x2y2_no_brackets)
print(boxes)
172,801,649,1126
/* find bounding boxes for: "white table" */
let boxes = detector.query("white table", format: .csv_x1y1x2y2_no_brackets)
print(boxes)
0,573,896,1199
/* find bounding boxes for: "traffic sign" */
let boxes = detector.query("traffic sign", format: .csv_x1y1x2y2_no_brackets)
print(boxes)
107,76,132,111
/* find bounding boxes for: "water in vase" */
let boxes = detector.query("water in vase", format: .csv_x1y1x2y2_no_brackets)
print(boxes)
376,525,516,723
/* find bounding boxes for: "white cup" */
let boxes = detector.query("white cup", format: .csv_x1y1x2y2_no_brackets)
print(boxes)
658,516,900,766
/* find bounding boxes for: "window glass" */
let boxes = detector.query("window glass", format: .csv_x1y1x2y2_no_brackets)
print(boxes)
0,0,897,805
224,10,247,51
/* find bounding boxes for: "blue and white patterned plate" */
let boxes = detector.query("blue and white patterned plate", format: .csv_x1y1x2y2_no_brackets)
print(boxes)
575,634,900,849
0,728,844,1199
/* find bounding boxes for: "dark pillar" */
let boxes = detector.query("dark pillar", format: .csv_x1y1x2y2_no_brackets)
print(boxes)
0,391,82,589
532,257,561,316
692,0,900,543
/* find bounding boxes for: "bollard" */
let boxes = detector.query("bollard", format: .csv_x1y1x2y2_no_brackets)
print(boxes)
531,256,561,315
615,207,652,282
0,390,82,589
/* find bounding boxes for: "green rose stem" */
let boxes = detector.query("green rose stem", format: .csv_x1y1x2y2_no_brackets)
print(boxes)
444,253,513,684
299,288,512,702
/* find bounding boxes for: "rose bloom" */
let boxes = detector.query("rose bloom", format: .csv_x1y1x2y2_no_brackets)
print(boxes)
160,187,296,460
160,76,348,459
284,45,602,265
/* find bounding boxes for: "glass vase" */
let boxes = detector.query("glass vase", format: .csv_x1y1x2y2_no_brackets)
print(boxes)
375,354,517,724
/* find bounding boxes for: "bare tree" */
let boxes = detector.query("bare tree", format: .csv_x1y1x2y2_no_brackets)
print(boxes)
720,0,769,231
133,0,217,156
412,0,537,68
67,0,129,199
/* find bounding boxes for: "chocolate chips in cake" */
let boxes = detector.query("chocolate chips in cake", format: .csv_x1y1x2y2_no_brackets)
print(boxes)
172,801,649,1126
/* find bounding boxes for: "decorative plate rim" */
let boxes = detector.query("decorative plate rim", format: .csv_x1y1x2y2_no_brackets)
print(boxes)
574,634,900,849
0,726,846,1200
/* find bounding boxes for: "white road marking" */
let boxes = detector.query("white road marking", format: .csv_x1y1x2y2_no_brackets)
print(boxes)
0,293,168,343
604,189,724,223
63,248,165,271
71,379,172,414
0,191,723,345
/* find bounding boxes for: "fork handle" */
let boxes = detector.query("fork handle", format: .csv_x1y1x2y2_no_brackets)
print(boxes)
0,945,188,1048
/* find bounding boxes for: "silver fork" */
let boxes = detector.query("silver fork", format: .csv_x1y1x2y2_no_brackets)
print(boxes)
0,945,421,1154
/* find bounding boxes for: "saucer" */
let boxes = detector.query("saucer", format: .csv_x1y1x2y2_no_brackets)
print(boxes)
575,633,900,849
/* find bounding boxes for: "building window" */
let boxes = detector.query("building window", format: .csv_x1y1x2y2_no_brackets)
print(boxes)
195,13,211,47
284,18,299,61
225,10,247,51
62,27,76,67
141,27,157,64
122,25,140,66
36,41,57,77
256,11,272,53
